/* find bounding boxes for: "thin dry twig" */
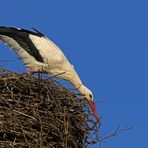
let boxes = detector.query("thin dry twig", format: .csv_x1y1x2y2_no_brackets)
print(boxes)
99,125,133,142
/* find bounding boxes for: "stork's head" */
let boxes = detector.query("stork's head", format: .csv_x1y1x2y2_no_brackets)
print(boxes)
79,85,99,120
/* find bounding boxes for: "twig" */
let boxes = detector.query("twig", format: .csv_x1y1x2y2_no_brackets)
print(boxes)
99,125,133,141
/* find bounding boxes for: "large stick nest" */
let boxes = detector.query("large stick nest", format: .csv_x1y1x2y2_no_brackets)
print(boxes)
0,68,100,148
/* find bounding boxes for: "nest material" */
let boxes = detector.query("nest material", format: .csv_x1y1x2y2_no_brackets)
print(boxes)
0,68,100,148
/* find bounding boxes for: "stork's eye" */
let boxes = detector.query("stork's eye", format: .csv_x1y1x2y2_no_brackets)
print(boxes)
89,94,92,98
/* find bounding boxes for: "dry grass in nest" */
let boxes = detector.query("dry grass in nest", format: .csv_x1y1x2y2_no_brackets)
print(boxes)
0,68,100,148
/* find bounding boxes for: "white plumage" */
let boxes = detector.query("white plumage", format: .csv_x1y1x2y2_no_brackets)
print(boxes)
0,26,98,119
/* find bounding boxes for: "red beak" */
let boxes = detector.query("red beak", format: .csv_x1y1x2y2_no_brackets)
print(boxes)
88,100,99,120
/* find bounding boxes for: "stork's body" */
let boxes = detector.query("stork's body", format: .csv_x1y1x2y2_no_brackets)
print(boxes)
0,26,98,119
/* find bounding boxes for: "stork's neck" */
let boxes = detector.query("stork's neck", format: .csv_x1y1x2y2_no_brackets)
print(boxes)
70,74,88,97
69,73,83,90
77,84,88,96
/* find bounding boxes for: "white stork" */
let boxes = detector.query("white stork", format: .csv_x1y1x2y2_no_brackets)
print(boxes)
0,26,99,119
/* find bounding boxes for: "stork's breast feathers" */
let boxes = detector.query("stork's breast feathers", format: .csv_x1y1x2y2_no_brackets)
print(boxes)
29,34,66,64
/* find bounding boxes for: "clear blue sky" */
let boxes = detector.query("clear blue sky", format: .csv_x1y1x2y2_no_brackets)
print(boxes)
0,0,147,147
